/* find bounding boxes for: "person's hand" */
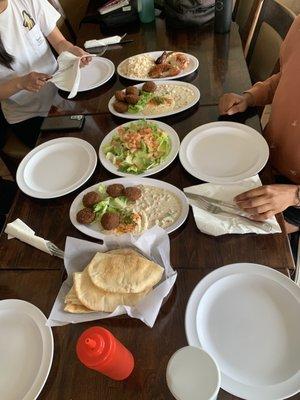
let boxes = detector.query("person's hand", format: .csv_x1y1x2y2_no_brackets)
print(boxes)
234,184,299,221
69,46,92,67
218,92,253,115
19,72,50,92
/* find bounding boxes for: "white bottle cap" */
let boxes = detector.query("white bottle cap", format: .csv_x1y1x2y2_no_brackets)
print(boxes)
166,346,221,400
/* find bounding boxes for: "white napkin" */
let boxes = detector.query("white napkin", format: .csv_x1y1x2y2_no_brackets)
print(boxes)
47,227,177,328
184,176,282,236
5,219,51,254
50,51,85,99
84,35,122,49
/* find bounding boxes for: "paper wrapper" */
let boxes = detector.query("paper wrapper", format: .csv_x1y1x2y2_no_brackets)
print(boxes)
47,227,177,328
184,176,281,236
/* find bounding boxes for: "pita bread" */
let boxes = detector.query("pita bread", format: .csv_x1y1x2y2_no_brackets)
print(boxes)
74,269,150,312
107,248,141,256
87,252,163,293
65,285,82,305
64,302,93,313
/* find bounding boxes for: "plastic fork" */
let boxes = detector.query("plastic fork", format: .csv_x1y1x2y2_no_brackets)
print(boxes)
46,241,64,259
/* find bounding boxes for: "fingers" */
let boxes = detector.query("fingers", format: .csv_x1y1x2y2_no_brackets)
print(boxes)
245,203,273,215
227,102,245,115
80,56,92,67
249,211,275,221
235,187,268,202
219,94,237,115
36,73,51,80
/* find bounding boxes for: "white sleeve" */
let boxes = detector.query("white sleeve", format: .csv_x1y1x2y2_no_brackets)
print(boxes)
34,0,61,37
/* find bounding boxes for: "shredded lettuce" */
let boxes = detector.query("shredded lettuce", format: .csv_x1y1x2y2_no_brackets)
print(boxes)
128,91,153,114
93,194,128,219
103,120,171,174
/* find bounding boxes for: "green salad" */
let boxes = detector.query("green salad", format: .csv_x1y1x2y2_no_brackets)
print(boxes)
103,120,171,174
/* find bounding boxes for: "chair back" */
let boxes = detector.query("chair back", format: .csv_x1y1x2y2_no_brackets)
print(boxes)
233,0,261,46
246,0,295,83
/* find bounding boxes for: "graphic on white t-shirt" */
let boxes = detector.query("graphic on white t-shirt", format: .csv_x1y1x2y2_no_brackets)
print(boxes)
22,10,35,30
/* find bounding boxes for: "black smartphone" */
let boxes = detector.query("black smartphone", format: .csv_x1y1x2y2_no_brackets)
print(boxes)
40,115,85,132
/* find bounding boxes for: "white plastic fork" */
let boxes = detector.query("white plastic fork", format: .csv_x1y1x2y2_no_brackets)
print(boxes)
46,241,64,259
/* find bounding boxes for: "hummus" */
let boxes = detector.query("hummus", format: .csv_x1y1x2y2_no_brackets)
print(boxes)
140,84,196,115
130,185,182,231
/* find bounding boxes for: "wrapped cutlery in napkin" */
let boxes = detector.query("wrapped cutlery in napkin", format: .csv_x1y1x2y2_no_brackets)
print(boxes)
47,227,177,328
5,219,51,254
50,51,95,99
84,35,124,49
184,176,281,236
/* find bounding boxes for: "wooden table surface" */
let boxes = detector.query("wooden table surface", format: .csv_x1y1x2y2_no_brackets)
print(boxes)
0,13,297,400
53,19,254,115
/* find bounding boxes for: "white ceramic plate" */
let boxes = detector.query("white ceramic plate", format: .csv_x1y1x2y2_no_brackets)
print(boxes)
108,81,200,119
55,57,115,92
179,122,269,184
0,299,53,400
117,51,199,82
185,263,300,400
99,120,180,177
17,137,97,199
69,177,189,239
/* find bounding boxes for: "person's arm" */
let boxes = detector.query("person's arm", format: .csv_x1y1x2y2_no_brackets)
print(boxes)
0,72,51,100
47,27,92,66
219,72,282,115
245,72,281,107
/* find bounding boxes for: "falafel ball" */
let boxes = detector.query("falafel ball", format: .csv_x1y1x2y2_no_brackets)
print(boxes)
76,208,95,224
101,212,120,230
115,90,126,102
113,101,129,113
82,191,101,208
125,94,139,105
123,186,142,201
106,184,125,198
142,81,157,93
126,86,139,96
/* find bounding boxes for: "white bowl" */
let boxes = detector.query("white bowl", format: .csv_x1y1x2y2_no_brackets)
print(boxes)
166,346,221,400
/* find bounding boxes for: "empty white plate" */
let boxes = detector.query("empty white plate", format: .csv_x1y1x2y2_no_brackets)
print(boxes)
17,137,97,199
0,299,53,400
179,122,269,183
185,263,300,399
55,57,115,92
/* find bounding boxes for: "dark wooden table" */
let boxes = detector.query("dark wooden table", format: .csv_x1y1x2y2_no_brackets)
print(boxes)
52,19,254,115
0,14,297,400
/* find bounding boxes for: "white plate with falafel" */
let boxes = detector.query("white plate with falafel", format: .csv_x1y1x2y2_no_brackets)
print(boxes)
99,120,180,177
69,177,189,239
108,81,200,119
117,51,199,81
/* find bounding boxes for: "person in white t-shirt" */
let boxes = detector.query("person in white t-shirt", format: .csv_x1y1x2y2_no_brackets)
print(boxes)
0,0,91,148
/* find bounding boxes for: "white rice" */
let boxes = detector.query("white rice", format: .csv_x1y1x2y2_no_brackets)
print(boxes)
121,55,155,78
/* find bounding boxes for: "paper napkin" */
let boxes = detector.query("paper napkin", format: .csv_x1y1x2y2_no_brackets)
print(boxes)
84,35,123,49
5,219,51,254
184,176,282,236
50,51,84,99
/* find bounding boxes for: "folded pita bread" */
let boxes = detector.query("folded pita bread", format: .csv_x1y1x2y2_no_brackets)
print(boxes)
64,302,93,313
65,285,82,305
87,251,163,293
74,269,149,312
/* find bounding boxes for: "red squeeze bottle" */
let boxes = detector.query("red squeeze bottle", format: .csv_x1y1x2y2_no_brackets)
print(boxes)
76,327,134,380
